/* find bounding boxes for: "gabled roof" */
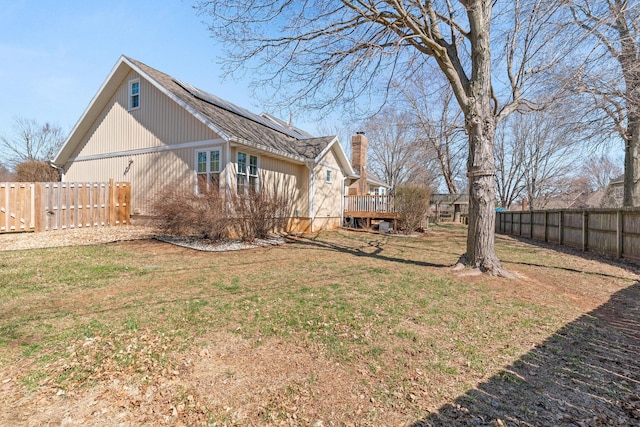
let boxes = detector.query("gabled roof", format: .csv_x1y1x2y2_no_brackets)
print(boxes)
54,55,355,176
610,174,624,186
366,175,391,189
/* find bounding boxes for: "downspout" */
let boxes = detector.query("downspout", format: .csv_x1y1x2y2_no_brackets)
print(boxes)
341,175,347,227
49,161,65,181
306,161,315,232
225,140,232,213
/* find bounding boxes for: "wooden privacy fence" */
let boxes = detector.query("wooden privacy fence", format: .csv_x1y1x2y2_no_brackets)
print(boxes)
496,209,640,261
0,179,130,233
344,195,395,213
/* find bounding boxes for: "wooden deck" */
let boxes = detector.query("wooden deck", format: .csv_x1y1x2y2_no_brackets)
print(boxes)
344,195,398,230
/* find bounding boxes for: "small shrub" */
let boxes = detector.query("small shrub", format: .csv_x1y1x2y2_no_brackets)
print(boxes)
230,180,294,242
395,185,431,234
152,185,228,240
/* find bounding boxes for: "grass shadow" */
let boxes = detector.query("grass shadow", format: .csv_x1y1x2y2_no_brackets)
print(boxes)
500,234,640,276
412,281,640,426
286,233,450,269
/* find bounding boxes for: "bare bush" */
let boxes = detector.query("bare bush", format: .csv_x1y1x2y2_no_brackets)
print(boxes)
395,185,431,234
15,160,60,182
152,185,228,240
230,179,294,242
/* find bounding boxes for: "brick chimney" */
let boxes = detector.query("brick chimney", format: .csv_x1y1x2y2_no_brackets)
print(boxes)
351,132,368,195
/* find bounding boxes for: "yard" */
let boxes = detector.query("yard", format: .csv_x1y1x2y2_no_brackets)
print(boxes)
0,225,638,426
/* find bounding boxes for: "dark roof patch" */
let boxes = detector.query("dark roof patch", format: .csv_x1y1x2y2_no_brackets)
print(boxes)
126,56,334,161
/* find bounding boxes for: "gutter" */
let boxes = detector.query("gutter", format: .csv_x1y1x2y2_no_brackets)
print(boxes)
49,161,66,181
225,140,232,213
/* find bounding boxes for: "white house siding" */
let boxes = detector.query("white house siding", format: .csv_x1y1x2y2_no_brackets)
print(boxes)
229,147,309,227
65,145,228,215
312,147,345,230
68,69,217,159
63,69,226,215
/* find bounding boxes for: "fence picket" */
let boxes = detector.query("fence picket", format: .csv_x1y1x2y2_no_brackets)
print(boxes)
496,209,640,261
0,181,130,233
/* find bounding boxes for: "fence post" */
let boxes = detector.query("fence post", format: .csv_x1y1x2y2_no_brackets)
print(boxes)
34,183,42,232
529,211,533,239
582,210,588,252
518,212,522,236
617,210,623,259
544,211,548,242
123,182,131,224
108,178,116,226
559,211,564,245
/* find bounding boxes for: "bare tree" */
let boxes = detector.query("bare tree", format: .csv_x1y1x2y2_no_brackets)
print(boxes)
495,118,526,209
514,110,576,209
361,109,424,192
0,163,14,181
400,75,466,195
563,1,640,206
495,109,580,210
1,118,66,168
581,153,623,191
197,0,566,275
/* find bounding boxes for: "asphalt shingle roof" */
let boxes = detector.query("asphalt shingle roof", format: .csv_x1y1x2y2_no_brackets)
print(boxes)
126,57,334,161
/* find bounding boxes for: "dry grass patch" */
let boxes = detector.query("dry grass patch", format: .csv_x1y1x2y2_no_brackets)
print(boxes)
0,225,637,426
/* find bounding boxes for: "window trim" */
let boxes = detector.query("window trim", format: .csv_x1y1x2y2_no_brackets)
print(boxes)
326,170,332,183
195,148,221,194
128,78,140,110
237,151,259,192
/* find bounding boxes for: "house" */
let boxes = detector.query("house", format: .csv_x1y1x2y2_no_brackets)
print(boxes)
53,55,362,232
341,132,395,229
600,174,623,208
513,189,605,211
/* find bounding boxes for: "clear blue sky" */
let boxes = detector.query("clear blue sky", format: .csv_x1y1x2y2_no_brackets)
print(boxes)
0,0,323,141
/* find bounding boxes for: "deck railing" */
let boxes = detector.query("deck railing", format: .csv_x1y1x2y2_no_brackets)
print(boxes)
344,195,395,212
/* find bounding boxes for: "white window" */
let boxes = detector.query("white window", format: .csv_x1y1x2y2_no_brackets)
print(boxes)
326,170,332,183
237,152,258,192
196,149,220,193
128,79,140,110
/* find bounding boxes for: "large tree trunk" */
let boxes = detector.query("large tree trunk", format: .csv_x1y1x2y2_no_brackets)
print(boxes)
456,0,504,275
623,116,640,207
462,106,503,274
617,4,640,207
